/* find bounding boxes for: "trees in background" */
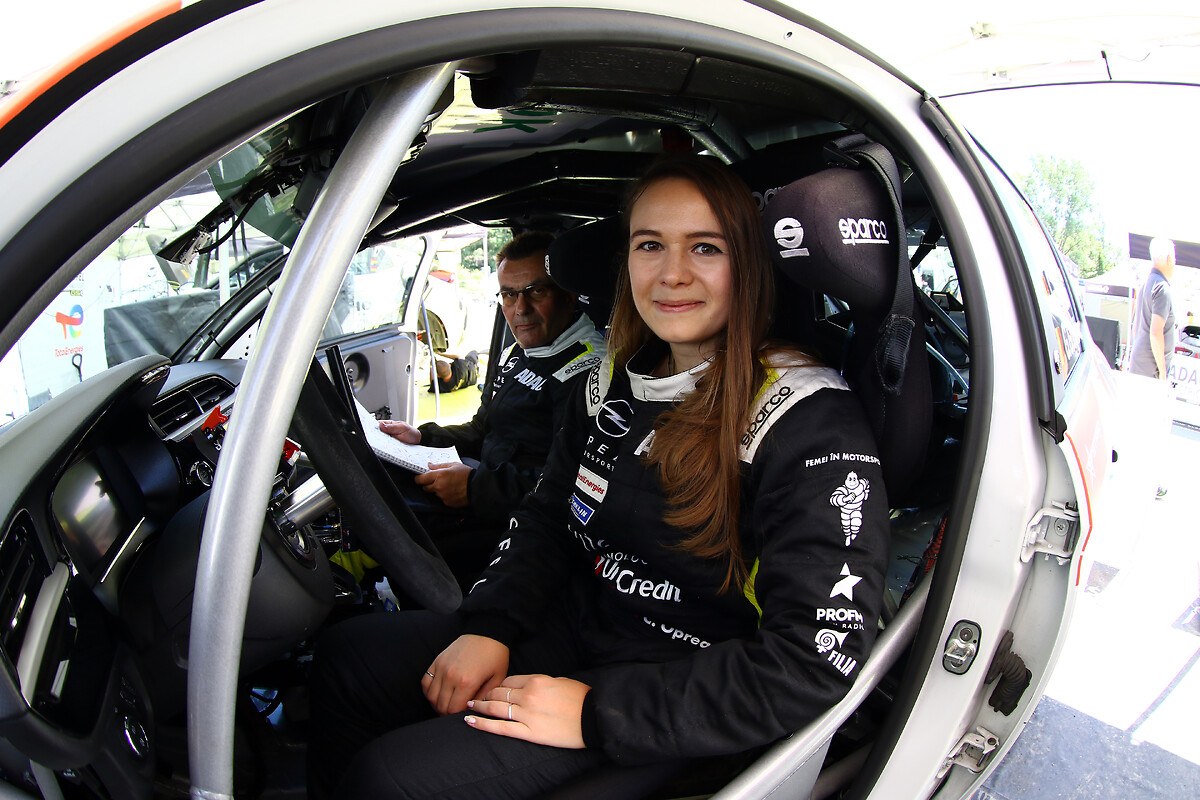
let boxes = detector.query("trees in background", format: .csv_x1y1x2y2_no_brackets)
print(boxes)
1020,155,1118,278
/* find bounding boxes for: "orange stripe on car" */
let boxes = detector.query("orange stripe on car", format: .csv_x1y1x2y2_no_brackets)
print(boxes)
0,0,183,131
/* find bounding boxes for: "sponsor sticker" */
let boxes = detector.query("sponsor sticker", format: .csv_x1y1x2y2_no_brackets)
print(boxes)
816,606,866,631
741,384,794,448
815,628,849,654
829,563,862,601
512,368,547,392
597,399,633,437
815,628,859,676
595,555,681,602
575,465,608,503
829,472,871,546
643,616,711,648
570,495,595,525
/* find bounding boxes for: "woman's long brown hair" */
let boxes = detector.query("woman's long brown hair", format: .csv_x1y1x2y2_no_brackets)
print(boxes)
608,155,779,592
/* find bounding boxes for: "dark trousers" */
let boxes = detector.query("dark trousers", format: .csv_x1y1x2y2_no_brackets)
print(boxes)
307,610,609,799
388,458,506,591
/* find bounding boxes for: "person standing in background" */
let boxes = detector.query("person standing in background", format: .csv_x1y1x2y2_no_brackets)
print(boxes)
1128,236,1177,499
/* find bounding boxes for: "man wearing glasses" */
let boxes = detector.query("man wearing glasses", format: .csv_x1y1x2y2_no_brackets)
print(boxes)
380,231,605,579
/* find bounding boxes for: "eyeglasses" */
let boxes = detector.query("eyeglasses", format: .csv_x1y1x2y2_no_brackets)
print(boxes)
496,282,554,306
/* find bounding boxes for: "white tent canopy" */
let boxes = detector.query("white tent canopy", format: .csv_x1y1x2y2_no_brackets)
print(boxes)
805,2,1200,96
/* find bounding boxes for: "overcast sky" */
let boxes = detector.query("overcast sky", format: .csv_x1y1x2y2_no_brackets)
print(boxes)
4,1,1198,252
0,0,152,80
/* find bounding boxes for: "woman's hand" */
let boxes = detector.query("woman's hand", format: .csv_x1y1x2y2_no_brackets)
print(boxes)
464,674,591,749
422,635,509,715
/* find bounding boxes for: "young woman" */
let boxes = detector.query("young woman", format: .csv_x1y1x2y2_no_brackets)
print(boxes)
307,155,890,798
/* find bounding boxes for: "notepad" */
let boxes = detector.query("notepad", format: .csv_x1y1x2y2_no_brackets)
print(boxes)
354,397,461,473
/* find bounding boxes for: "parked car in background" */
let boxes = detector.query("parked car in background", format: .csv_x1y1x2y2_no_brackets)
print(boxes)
0,3,1118,799
1170,323,1200,405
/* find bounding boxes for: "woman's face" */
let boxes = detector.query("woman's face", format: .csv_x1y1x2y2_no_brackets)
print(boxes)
628,177,733,369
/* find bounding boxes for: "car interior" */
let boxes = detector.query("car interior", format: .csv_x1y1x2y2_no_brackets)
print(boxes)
0,43,981,799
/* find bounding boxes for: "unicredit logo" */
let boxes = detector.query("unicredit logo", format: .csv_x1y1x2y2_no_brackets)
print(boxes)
838,217,888,245
597,399,633,437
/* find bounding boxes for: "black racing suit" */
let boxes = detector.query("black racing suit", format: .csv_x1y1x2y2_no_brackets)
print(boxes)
417,314,605,523
460,346,890,763
308,346,891,796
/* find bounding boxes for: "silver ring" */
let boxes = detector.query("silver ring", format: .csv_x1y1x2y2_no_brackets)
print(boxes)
425,671,434,679
506,688,512,702
507,702,512,721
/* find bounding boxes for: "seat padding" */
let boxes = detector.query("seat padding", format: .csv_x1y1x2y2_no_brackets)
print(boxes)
546,217,624,330
762,165,932,502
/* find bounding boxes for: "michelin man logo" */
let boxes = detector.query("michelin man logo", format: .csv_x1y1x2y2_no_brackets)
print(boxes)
830,471,870,546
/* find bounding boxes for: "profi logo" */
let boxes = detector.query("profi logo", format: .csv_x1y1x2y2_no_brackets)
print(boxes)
772,217,810,259
839,217,889,246
597,399,633,437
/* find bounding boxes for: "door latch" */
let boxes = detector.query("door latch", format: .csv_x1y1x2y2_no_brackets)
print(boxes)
937,726,999,779
1022,502,1079,562
942,620,981,674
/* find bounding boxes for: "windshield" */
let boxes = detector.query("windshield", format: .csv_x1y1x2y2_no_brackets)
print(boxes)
0,128,427,424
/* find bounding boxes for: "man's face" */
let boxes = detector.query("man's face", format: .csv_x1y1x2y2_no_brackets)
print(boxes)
497,253,575,349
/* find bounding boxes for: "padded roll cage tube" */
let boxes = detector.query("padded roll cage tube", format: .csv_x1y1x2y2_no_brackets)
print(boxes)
186,63,459,800
711,576,931,799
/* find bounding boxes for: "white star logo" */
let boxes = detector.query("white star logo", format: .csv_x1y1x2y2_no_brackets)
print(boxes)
829,563,862,601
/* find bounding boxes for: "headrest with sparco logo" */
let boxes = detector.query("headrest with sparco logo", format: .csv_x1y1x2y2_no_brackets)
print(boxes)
546,217,623,329
761,166,898,320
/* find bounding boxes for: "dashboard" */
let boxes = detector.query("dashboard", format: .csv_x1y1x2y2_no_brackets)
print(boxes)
0,356,333,794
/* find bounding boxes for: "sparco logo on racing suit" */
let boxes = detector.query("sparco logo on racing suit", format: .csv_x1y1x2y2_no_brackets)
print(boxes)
741,384,793,448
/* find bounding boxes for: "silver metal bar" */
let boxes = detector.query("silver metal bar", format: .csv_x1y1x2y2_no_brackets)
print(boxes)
187,63,458,800
275,473,336,533
710,576,931,799
421,300,442,420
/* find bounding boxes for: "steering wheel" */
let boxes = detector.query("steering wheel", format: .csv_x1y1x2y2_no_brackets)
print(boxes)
290,361,462,612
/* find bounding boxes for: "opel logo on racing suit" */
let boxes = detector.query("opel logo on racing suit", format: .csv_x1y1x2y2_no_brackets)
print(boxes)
596,399,633,437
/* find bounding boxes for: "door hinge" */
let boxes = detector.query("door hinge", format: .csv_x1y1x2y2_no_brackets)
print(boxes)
1022,502,1079,563
937,726,1000,779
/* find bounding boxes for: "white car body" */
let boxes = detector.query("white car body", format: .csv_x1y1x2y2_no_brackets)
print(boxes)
0,3,1124,798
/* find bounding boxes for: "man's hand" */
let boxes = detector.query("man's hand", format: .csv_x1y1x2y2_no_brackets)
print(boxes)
379,419,422,444
422,635,510,715
465,675,591,749
414,462,472,507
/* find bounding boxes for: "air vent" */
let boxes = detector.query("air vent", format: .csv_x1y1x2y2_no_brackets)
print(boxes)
149,376,235,436
0,511,48,658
